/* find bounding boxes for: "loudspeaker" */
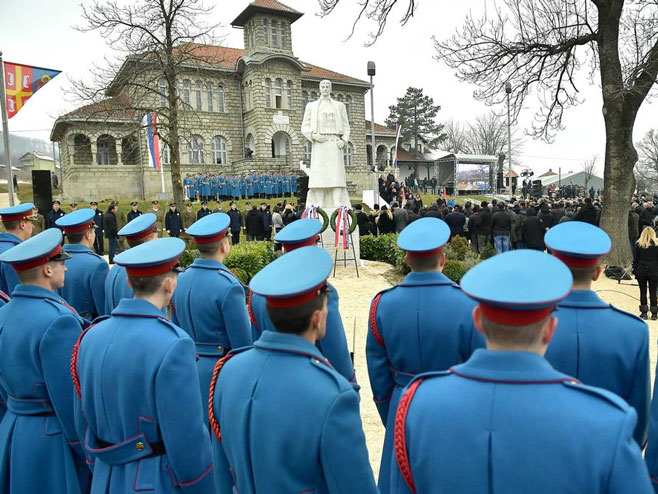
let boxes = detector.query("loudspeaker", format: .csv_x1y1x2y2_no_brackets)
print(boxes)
296,175,309,204
32,170,53,215
532,180,543,198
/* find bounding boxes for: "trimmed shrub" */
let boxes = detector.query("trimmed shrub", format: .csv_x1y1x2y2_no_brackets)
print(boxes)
480,243,497,261
448,236,469,261
443,259,468,283
224,241,275,283
179,249,198,268
229,267,250,285
360,234,400,265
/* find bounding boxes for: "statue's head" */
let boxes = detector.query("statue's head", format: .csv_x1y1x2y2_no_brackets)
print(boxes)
319,79,332,97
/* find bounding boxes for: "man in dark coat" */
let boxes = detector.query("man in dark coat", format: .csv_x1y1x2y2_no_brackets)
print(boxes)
227,201,243,245
522,209,546,251
196,201,212,220
629,207,640,251
246,206,264,241
550,202,565,226
476,201,492,250
260,204,273,241
91,201,104,255
491,203,512,253
126,202,142,222
445,205,466,239
424,204,442,219
102,204,119,263
354,204,371,236
46,200,65,229
574,198,598,225
165,203,183,237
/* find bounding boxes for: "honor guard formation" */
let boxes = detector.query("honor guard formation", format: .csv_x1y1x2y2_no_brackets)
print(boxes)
1,196,658,493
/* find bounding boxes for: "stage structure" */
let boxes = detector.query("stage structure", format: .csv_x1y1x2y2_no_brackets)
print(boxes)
434,153,498,195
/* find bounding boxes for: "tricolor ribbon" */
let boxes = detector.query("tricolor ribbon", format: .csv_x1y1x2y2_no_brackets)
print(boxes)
334,206,352,251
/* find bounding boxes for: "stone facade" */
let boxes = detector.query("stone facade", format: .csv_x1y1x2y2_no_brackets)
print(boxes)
50,0,381,202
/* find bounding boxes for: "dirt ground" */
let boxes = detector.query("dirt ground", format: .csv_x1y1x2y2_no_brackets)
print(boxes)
331,261,657,476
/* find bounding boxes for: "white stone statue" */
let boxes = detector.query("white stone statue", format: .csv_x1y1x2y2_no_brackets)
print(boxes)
301,79,351,208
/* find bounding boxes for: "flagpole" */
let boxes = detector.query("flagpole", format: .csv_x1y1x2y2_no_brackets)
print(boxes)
0,52,15,206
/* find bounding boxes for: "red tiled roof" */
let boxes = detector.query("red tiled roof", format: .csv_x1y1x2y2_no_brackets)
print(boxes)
251,0,301,14
366,121,395,134
64,94,137,119
302,62,367,85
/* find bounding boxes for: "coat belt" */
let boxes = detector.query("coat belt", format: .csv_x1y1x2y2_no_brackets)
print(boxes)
86,431,166,465
6,395,55,416
195,342,230,357
392,370,416,388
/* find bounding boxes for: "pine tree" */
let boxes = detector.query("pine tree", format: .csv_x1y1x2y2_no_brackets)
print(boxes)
385,87,446,151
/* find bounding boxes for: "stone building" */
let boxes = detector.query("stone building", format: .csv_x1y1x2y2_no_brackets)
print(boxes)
50,0,391,202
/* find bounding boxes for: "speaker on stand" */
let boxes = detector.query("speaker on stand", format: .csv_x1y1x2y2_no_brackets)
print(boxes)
32,170,53,214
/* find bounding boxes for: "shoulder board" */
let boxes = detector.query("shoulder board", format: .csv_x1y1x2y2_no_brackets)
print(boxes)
155,317,187,337
562,381,630,412
226,345,253,358
411,370,452,385
216,268,240,285
609,305,647,324
44,297,83,321
82,250,103,259
90,314,111,325
309,357,352,391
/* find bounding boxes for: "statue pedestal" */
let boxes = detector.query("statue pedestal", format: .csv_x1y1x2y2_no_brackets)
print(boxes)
319,207,360,271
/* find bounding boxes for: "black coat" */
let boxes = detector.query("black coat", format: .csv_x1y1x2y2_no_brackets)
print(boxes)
574,205,598,225
633,244,658,279
476,210,492,235
196,208,212,220
227,209,243,232
46,209,65,229
378,211,396,234
523,216,545,249
445,212,466,237
127,209,142,222
356,211,370,236
491,211,512,236
103,211,118,238
165,210,183,237
246,209,264,236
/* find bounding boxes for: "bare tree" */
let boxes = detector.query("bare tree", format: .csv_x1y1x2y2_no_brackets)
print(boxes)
70,0,222,206
581,155,598,190
320,0,658,265
444,120,468,154
635,130,658,192
463,112,523,165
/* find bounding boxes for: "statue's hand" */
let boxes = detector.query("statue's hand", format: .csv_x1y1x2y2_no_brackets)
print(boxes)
312,133,327,143
336,138,346,149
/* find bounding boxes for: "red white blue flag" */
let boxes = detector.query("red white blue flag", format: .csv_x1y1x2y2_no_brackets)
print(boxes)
143,112,161,170
392,124,401,168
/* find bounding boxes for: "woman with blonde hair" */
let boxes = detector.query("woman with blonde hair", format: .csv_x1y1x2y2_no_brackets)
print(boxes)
633,226,658,319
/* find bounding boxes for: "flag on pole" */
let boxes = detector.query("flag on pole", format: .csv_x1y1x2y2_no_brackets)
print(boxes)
3,62,61,119
143,112,161,170
392,124,402,168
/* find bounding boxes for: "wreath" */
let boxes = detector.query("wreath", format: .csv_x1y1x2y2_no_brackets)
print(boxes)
330,208,358,234
303,207,330,233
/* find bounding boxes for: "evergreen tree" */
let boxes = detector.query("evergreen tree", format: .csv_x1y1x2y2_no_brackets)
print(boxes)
385,87,446,151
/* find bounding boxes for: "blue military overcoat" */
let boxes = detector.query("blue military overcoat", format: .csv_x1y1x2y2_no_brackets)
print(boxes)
249,283,356,384
73,298,214,494
0,232,21,296
390,350,652,494
367,270,484,492
58,243,109,320
0,285,91,494
171,258,252,423
211,331,378,494
104,264,132,315
546,290,650,445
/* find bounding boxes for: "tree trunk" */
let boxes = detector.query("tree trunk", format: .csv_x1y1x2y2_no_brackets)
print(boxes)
166,65,184,207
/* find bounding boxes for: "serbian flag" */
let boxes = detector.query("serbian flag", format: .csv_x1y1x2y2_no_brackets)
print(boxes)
392,124,402,168
143,112,161,170
3,62,61,119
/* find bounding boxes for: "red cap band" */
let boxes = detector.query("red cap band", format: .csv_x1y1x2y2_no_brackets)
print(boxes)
124,258,179,278
553,253,600,268
123,224,157,240
480,304,554,326
63,220,95,233
265,282,326,309
406,246,445,258
1,212,32,223
193,229,228,245
12,245,63,272
282,236,319,252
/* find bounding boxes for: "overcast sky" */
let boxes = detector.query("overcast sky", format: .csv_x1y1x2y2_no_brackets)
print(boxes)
2,0,656,176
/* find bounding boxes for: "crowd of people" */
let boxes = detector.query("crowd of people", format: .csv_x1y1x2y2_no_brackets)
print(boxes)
183,172,299,202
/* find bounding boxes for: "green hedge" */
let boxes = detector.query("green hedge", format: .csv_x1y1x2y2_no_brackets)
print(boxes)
360,233,480,282
179,241,275,284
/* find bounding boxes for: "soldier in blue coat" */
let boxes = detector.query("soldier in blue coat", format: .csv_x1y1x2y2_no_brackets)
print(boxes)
56,208,109,320
0,202,35,295
391,250,652,494
104,213,159,314
544,221,650,446
72,238,214,493
367,217,484,492
210,246,378,493
171,213,252,423
249,218,356,384
0,228,91,494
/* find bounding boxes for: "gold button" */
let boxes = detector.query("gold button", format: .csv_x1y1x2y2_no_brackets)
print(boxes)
217,345,222,351
135,442,145,451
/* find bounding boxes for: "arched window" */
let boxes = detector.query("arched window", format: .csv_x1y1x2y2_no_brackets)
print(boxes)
161,143,170,165
343,142,353,168
207,84,214,112
301,91,308,114
158,78,168,108
183,79,191,108
304,140,312,163
271,20,279,46
195,80,203,111
188,135,205,164
345,95,352,118
286,80,293,109
265,78,272,107
73,134,92,164
310,91,318,101
97,135,117,165
211,136,228,165
263,18,269,44
337,94,344,102
121,135,139,165
217,85,225,113
274,78,283,108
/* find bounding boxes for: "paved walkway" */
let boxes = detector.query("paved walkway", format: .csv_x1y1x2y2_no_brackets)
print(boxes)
0,193,19,208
